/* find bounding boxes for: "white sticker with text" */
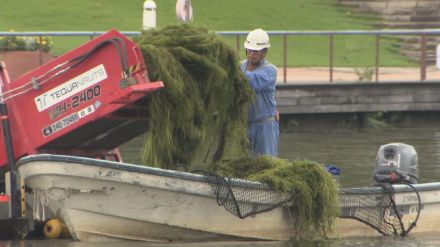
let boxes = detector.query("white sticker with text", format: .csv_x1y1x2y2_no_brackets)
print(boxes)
42,104,95,137
35,64,107,112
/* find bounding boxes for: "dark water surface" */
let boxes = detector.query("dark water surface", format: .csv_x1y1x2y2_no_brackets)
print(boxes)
11,113,440,246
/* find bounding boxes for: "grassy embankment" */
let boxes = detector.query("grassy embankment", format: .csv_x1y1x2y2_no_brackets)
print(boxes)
0,0,414,67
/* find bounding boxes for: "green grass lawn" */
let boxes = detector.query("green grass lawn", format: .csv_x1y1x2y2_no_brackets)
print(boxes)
0,0,415,66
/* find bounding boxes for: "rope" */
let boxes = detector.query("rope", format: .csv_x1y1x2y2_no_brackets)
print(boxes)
32,188,49,222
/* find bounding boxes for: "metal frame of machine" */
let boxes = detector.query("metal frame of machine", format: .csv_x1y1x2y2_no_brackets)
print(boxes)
0,30,163,232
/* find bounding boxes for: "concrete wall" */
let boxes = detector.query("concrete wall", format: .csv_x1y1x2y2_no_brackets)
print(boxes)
276,82,440,114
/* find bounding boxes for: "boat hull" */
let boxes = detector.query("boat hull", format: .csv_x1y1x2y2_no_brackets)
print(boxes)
17,154,440,241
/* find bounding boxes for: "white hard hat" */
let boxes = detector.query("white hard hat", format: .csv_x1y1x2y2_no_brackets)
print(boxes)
243,28,270,50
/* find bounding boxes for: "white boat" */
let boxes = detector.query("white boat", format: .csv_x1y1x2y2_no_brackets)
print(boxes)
17,153,440,242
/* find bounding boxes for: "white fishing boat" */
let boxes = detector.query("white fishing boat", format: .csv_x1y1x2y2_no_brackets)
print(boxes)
17,145,440,242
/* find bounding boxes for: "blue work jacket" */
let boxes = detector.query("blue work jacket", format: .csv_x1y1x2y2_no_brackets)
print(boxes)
241,59,279,156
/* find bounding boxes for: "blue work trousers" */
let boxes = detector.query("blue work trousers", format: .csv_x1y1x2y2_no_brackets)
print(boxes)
248,118,279,156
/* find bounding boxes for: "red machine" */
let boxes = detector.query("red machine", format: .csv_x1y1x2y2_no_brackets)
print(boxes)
0,30,164,167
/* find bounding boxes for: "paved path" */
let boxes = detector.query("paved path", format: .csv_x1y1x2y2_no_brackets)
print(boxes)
276,66,440,84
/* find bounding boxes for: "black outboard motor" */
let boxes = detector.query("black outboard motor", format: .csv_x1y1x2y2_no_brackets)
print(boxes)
373,143,419,184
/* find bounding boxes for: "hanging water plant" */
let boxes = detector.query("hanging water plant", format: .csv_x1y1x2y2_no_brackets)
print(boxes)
135,24,253,170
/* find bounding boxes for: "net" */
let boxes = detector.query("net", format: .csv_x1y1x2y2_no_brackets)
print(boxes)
205,173,292,219
340,183,421,236
204,157,340,239
207,172,421,237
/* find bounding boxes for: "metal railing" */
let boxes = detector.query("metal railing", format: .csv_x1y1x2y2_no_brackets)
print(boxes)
1,29,440,83
219,29,440,83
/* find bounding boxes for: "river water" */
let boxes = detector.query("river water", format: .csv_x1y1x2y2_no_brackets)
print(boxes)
278,113,440,187
7,113,440,246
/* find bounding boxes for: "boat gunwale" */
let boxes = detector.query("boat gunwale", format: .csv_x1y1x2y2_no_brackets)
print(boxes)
17,154,440,194
17,154,273,191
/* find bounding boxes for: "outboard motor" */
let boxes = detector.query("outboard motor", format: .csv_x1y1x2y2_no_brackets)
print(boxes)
373,143,419,184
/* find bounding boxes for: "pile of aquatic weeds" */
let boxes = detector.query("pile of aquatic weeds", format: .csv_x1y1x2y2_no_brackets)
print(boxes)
211,155,340,239
134,24,339,238
135,24,253,170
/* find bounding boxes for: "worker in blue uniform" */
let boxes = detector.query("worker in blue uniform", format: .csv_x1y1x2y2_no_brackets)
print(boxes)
240,28,279,156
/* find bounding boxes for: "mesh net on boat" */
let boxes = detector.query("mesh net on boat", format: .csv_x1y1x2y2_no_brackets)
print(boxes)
340,183,421,236
205,174,293,219
206,173,421,236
